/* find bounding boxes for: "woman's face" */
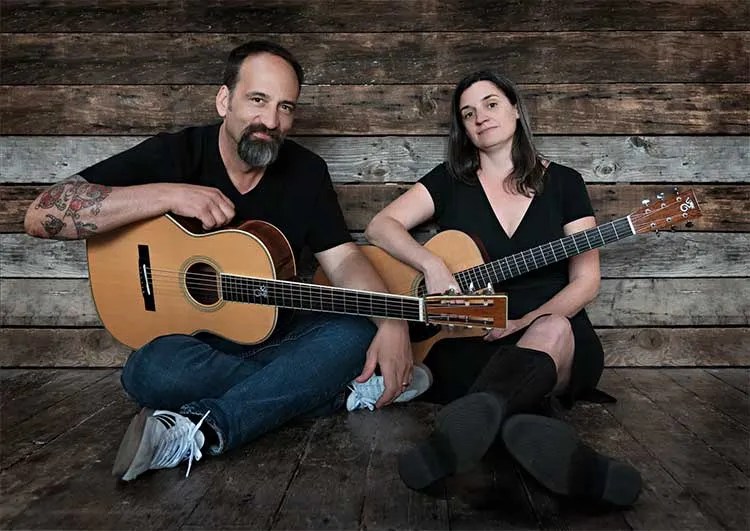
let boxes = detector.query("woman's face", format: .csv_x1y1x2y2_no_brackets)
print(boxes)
458,80,519,151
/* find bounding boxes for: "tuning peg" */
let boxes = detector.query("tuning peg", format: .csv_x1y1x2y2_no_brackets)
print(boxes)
656,192,665,200
641,199,651,207
673,186,680,194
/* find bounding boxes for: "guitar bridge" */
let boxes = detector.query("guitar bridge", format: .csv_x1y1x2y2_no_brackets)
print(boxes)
138,245,156,311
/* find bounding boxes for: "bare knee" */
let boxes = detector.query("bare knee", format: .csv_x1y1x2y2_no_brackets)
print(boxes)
523,314,572,346
518,314,574,373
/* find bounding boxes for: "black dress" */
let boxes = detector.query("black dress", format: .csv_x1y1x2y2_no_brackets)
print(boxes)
417,161,605,405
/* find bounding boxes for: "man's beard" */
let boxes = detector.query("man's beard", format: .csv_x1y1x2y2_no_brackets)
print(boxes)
237,124,283,168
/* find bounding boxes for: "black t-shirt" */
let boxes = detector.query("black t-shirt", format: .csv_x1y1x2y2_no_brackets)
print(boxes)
80,123,351,260
419,161,594,319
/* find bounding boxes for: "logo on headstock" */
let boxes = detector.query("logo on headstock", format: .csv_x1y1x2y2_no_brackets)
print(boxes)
680,198,696,213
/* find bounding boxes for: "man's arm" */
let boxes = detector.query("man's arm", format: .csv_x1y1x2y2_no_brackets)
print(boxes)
24,175,236,240
316,242,413,408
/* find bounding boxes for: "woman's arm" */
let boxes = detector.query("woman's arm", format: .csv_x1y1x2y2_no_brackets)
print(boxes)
365,183,458,294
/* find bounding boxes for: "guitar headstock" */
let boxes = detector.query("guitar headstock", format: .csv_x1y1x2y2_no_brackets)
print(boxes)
423,294,507,329
629,189,702,234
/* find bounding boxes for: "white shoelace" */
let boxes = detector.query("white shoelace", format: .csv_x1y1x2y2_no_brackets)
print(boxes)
149,410,210,478
347,385,382,411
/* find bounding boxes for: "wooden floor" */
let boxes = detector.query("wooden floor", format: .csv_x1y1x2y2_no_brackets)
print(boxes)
0,368,747,530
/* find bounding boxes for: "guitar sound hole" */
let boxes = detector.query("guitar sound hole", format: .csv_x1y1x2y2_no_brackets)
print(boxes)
185,262,220,305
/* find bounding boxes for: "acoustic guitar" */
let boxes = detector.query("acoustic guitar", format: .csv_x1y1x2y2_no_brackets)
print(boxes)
86,215,507,350
315,189,703,362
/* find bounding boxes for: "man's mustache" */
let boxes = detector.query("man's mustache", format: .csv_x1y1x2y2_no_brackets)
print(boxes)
241,124,282,142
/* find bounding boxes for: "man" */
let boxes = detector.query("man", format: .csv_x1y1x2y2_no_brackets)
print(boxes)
24,41,414,481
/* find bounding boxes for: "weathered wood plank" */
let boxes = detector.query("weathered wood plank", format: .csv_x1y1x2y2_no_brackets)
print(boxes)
175,418,314,530
668,369,749,429
3,231,746,279
3,136,748,184
270,413,370,529
3,32,747,85
706,368,749,395
589,279,750,327
0,386,226,529
4,183,746,233
0,369,113,430
1,370,119,470
566,399,722,530
618,368,749,475
2,85,747,135
2,278,747,328
0,368,65,406
347,405,452,530
307,182,750,232
0,328,129,367
598,328,750,367
446,463,541,530
0,391,134,523
603,370,749,530
2,368,745,529
4,0,747,32
3,327,747,368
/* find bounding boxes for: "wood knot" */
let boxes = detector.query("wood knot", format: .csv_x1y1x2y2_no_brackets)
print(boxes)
594,161,617,178
418,90,438,116
635,329,665,350
628,136,652,150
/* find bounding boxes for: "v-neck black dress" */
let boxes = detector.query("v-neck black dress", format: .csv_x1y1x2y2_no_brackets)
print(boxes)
417,161,605,403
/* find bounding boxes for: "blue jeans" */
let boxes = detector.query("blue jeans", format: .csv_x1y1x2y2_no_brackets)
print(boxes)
120,312,375,455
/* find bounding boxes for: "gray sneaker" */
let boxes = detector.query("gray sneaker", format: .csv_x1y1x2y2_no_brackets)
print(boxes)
112,408,209,481
347,363,433,411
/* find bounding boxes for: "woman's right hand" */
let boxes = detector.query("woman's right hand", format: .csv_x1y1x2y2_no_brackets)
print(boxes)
423,255,461,295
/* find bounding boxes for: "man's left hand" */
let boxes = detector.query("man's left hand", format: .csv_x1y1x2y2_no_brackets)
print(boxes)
355,320,412,408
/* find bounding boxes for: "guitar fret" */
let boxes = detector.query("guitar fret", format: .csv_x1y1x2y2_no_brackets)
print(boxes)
512,255,521,276
524,251,531,272
571,235,580,253
530,248,539,269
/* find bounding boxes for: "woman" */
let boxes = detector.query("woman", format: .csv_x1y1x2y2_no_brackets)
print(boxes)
366,71,641,506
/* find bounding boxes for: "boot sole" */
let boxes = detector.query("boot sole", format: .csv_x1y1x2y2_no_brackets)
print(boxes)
111,407,151,480
398,392,504,490
502,414,641,506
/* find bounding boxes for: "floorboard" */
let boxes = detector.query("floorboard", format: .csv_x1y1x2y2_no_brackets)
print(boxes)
1,368,747,530
605,369,748,530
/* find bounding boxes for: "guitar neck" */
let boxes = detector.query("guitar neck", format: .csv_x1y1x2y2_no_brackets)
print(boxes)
220,275,424,322
450,216,635,292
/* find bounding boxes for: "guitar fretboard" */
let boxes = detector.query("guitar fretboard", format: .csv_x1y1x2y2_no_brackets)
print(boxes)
420,217,634,296
220,276,423,321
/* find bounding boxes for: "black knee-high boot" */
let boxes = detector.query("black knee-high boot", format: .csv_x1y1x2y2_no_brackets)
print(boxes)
398,346,558,490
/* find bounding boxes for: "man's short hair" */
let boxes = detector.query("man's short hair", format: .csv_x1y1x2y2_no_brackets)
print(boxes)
223,40,304,91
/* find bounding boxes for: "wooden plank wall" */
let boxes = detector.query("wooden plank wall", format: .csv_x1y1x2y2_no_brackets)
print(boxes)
1,0,748,368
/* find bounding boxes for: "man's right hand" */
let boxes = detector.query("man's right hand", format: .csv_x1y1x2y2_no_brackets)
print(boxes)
163,183,236,230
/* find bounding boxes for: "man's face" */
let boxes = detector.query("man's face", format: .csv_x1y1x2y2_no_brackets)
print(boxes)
217,53,300,167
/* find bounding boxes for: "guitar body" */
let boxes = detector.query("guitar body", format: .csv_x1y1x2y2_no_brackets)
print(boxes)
86,215,296,349
314,230,492,363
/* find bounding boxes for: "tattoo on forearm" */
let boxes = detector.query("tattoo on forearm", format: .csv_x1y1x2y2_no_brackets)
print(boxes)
35,175,112,237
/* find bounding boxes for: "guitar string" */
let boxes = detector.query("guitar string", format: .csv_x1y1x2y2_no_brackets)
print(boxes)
131,220,628,304
116,281,493,324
